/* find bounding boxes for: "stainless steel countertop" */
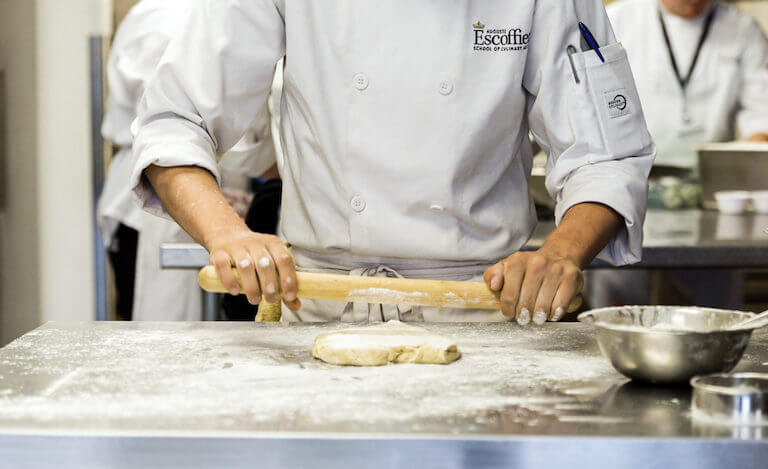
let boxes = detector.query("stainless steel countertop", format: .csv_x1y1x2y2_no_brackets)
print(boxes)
1,321,767,468
161,210,768,270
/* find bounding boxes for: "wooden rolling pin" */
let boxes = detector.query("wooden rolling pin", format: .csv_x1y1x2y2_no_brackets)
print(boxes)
198,265,581,312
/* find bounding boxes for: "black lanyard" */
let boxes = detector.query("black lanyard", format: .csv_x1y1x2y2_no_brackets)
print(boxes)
658,5,717,92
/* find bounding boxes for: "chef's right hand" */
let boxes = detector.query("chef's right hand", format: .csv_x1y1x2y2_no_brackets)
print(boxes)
205,226,301,311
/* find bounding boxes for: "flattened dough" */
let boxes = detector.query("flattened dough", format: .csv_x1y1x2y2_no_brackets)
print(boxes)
312,320,461,366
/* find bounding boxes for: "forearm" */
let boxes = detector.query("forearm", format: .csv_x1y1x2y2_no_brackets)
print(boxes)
539,202,624,269
145,164,299,310
144,165,249,250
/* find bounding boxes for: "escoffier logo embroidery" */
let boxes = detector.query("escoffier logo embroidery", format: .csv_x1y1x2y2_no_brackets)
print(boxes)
472,21,529,52
609,94,627,112
604,89,631,119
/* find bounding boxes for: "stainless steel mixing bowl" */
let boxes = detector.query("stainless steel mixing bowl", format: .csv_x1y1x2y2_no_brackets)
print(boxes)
578,306,756,384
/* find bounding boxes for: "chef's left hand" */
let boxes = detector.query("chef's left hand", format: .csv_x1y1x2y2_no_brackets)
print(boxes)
483,250,583,325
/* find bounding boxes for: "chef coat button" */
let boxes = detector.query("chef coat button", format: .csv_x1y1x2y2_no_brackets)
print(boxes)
439,80,453,96
350,194,366,213
353,73,369,91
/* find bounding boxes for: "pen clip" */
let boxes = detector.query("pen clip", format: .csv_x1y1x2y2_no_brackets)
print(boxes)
567,45,580,84
578,22,606,63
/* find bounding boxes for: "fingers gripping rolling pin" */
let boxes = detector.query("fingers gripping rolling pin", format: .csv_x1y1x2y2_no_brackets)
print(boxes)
198,265,582,321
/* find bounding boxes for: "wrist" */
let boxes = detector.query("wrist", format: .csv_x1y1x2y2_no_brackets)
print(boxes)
537,238,586,268
201,221,251,251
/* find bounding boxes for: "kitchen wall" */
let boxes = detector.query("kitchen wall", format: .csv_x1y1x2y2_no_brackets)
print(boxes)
0,0,111,345
734,1,768,30
36,0,110,326
0,0,40,345
114,0,140,29
604,0,768,30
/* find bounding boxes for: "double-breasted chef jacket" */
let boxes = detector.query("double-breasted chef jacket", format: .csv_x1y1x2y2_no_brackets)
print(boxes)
131,0,656,320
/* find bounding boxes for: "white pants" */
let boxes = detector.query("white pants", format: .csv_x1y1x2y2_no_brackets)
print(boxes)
132,212,202,321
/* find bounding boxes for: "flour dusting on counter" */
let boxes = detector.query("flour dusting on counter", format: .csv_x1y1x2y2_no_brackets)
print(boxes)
0,321,732,435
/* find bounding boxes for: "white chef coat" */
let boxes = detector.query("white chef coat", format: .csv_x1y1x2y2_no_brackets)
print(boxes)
98,1,173,247
102,0,277,320
220,100,279,190
131,0,655,320
608,0,768,170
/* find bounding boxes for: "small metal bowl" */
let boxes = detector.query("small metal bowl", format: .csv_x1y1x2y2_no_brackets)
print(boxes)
578,306,755,384
691,373,768,426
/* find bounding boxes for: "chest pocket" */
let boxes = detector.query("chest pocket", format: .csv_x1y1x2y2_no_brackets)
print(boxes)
570,43,653,162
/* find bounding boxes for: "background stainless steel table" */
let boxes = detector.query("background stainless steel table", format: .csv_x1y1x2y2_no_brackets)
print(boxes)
161,210,768,270
0,321,767,468
530,209,768,269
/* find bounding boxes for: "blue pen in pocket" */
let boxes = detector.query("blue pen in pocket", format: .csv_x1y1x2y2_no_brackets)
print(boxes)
578,22,605,63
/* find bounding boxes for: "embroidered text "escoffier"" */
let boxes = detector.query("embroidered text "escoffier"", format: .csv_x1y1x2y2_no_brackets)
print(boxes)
472,21,530,52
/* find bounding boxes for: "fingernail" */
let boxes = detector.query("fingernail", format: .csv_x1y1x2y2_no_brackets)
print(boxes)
552,307,565,322
229,289,239,296
238,259,251,269
517,308,531,326
533,310,547,326
265,284,276,295
258,257,271,268
490,275,502,291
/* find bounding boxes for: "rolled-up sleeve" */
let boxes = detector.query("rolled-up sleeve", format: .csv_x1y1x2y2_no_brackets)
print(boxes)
736,18,768,139
103,28,173,147
130,0,285,216
523,0,655,266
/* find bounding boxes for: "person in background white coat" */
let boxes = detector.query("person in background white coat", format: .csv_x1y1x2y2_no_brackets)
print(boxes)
99,0,277,321
585,0,768,309
608,0,768,171
131,0,656,324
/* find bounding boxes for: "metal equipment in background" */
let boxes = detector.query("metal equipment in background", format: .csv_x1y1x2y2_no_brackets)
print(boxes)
699,142,768,209
89,36,108,321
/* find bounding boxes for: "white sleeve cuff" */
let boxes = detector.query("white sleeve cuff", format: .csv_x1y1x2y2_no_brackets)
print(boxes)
130,119,221,218
555,161,649,266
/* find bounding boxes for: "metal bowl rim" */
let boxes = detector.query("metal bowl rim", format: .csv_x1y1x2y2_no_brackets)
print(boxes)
577,306,756,335
690,372,768,395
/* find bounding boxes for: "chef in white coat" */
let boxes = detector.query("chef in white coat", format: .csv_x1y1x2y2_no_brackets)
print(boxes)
588,0,768,310
100,0,277,320
131,0,656,324
608,0,768,171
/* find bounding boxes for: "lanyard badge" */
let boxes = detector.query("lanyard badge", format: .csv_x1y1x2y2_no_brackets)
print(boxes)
658,5,717,125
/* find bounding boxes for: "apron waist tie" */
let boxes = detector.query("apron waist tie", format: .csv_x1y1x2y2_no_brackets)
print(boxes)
341,265,424,323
